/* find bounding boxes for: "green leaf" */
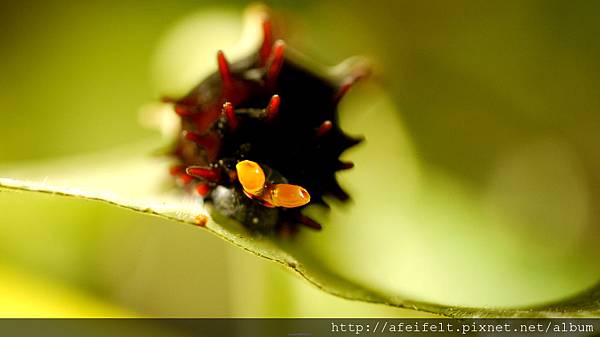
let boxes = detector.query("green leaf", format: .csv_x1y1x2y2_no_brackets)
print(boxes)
1,85,598,318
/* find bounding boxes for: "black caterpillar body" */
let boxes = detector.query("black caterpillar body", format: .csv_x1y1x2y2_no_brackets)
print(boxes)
167,14,366,232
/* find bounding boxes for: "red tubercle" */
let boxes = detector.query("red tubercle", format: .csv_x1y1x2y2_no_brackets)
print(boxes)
316,120,333,137
259,18,273,66
267,40,285,82
174,97,200,116
265,94,280,120
186,166,221,181
334,79,354,104
170,166,194,185
328,182,350,201
222,102,238,130
161,96,176,103
169,165,184,176
191,104,221,135
217,50,233,89
179,174,194,185
334,65,371,103
297,214,322,230
183,131,221,162
196,183,211,197
337,161,355,171
183,130,201,143
174,104,193,116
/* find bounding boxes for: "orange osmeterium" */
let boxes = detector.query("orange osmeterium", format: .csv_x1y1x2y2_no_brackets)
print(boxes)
268,184,311,208
235,160,311,208
236,160,266,195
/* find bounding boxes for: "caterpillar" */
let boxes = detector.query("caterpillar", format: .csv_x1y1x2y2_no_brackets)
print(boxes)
166,11,367,232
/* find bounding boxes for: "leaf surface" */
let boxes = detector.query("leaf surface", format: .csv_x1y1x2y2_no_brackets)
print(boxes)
2,88,599,318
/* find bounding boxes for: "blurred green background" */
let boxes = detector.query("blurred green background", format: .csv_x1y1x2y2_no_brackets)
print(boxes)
0,0,599,317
